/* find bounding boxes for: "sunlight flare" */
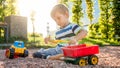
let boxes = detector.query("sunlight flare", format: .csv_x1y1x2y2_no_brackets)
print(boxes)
16,0,57,37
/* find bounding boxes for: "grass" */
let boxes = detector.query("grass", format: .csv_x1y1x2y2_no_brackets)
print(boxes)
26,37,120,49
0,35,120,49
79,38,120,46
25,35,57,48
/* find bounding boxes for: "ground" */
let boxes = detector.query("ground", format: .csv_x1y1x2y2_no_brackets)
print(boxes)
0,46,120,68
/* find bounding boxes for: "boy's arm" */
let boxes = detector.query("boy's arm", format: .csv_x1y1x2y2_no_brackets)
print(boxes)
48,30,87,60
44,36,56,44
74,29,87,41
68,29,87,45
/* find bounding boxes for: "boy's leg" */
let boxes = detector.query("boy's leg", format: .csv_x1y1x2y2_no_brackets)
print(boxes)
33,46,62,59
33,52,44,58
55,45,63,54
33,48,44,58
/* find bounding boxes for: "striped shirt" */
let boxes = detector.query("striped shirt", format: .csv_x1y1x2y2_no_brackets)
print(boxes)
55,23,81,40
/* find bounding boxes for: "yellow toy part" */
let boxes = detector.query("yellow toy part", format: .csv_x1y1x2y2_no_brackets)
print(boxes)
88,55,99,65
85,44,94,47
50,40,68,44
78,58,87,66
10,45,26,54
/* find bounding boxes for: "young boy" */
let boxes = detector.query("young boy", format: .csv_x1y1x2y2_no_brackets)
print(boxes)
33,4,87,60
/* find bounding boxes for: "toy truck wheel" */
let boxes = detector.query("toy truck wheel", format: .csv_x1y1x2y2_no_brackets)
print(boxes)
88,55,98,65
76,58,87,66
5,48,14,59
5,49,10,58
23,50,29,57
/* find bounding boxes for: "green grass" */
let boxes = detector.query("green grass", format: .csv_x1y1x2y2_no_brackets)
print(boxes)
0,35,120,49
79,38,120,46
25,43,56,49
25,35,57,48
26,37,120,49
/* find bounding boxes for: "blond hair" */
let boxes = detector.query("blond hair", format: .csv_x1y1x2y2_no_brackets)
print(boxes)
51,4,69,17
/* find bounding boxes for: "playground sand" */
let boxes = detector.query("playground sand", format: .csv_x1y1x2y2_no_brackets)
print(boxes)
0,46,120,68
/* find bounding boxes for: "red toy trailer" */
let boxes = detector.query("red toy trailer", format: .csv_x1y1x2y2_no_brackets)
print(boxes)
62,44,99,66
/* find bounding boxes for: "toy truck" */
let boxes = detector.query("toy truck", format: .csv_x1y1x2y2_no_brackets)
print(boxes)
62,44,99,66
5,41,29,59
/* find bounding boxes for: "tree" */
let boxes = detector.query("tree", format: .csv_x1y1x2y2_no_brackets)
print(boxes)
98,0,113,39
85,0,94,24
111,0,120,41
88,22,99,38
85,0,94,38
59,0,68,6
71,0,83,25
0,0,16,22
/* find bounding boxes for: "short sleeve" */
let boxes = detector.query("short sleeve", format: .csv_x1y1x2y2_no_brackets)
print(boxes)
72,24,81,35
81,25,88,32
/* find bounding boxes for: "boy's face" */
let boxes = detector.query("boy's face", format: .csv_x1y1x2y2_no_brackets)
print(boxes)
52,11,69,27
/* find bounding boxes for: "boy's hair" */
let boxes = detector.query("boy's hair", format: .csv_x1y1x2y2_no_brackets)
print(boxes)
51,4,69,16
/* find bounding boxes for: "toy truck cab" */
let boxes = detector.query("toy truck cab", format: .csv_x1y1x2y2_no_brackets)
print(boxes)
13,41,25,48
5,41,29,59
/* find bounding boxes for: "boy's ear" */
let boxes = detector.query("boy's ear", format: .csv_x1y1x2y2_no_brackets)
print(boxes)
65,11,69,18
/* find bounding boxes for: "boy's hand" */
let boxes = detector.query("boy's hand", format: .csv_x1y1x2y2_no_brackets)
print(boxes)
68,38,77,45
68,30,87,45
44,36,51,44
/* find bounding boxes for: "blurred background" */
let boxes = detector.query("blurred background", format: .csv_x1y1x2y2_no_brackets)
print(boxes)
0,0,120,47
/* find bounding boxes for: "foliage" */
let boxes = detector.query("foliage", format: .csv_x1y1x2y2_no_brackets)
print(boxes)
8,36,27,43
28,33,43,43
0,28,6,43
85,0,94,24
59,0,68,6
98,0,114,39
0,37,5,43
79,38,119,46
71,0,83,25
0,0,16,22
89,0,120,41
111,0,120,41
88,23,100,38
30,33,42,37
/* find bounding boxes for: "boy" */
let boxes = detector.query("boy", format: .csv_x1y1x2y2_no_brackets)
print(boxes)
33,4,87,60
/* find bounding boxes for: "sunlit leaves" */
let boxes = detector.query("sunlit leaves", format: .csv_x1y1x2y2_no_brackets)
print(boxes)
112,0,120,38
0,0,16,22
71,0,83,25
98,0,112,39
59,0,68,6
85,0,94,23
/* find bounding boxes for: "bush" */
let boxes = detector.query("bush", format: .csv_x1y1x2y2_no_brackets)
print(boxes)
29,33,42,37
0,37,5,43
8,36,28,43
